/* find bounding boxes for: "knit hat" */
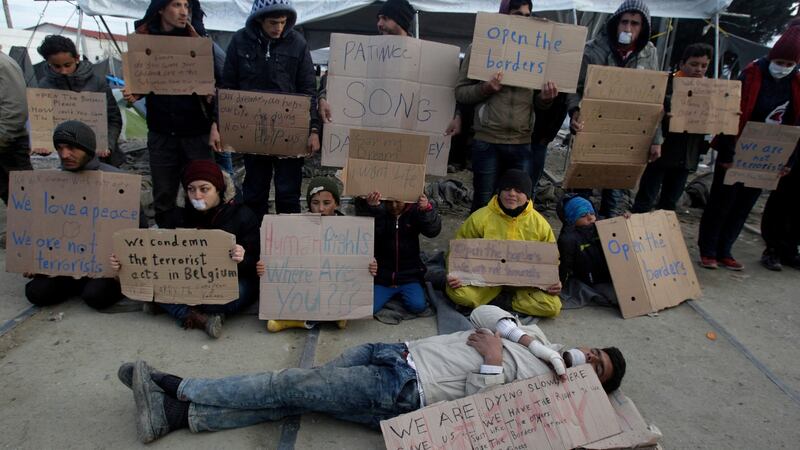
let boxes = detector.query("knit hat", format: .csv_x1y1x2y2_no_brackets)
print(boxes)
306,177,341,208
496,169,533,199
601,347,627,393
769,18,800,63
564,196,595,226
53,120,96,157
247,0,297,32
607,0,652,51
181,160,225,193
377,0,415,34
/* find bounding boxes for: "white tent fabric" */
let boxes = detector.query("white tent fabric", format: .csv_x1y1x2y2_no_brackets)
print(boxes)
79,0,733,32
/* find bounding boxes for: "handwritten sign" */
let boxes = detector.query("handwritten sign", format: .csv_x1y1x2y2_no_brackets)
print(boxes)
596,211,701,319
259,215,374,321
584,390,662,449
343,129,427,202
113,229,239,304
723,122,800,190
564,66,668,189
448,239,559,288
27,88,109,154
6,171,141,278
669,77,741,135
381,365,621,450
122,34,214,95
322,33,460,176
217,89,310,156
468,13,587,92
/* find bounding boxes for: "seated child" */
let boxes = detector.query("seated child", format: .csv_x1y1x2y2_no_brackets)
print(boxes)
111,161,260,338
556,195,617,306
366,191,442,315
446,169,562,317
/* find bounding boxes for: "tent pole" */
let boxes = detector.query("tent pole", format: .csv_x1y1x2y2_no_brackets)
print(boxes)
415,10,419,39
76,7,85,57
3,0,13,28
572,8,577,25
99,15,124,55
714,12,720,79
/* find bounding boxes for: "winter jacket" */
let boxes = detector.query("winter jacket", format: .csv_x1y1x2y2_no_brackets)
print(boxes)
221,13,320,133
455,45,550,144
713,58,800,167
455,196,556,243
557,224,611,285
655,71,709,171
368,202,442,286
39,60,123,155
566,4,663,145
408,305,559,405
0,52,28,148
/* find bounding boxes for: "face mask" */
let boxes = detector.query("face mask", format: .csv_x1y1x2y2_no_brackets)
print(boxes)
618,31,633,45
190,199,208,211
769,62,794,79
562,348,587,367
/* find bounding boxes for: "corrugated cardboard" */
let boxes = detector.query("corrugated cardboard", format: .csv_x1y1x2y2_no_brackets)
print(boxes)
122,34,214,95
669,77,741,135
113,229,239,304
578,99,663,136
448,239,559,288
342,129,428,202
563,162,646,189
582,66,668,104
6,170,141,278
259,215,374,321
381,365,622,450
571,132,654,164
217,89,311,156
321,33,460,176
468,13,587,92
723,121,800,190
27,88,109,154
596,211,701,319
581,390,663,450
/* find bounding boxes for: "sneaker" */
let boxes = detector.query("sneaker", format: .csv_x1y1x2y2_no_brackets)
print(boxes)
719,257,744,271
699,256,718,269
760,251,783,271
183,310,222,339
132,361,171,444
781,254,800,270
118,362,167,390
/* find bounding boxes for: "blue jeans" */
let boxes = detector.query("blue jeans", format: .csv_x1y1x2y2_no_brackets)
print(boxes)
159,277,259,321
529,142,548,200
374,282,426,314
177,343,420,431
471,139,532,211
242,154,303,217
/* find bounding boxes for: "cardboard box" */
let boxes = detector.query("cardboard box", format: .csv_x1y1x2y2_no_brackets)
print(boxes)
113,229,239,304
448,239,560,288
122,34,214,95
723,121,800,190
596,211,701,319
468,13,587,92
668,77,741,135
27,88,108,154
582,390,663,449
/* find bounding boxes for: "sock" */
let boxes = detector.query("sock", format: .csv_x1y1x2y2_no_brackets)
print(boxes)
151,373,183,398
163,395,189,430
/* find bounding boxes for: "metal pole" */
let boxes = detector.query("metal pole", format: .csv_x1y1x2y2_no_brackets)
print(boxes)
76,7,84,56
714,12,720,79
414,10,419,39
664,18,679,71
2,0,13,28
572,8,578,25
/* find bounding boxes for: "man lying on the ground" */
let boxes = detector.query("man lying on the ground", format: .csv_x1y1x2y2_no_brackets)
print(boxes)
117,305,625,443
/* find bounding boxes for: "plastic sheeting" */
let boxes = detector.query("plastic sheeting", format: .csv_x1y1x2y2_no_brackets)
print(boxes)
79,0,733,32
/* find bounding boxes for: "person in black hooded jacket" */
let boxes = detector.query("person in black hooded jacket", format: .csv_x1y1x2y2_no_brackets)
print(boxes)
211,0,320,218
37,35,124,167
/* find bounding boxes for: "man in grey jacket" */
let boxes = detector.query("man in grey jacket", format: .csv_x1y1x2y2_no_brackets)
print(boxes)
0,52,33,207
118,305,626,443
567,0,663,217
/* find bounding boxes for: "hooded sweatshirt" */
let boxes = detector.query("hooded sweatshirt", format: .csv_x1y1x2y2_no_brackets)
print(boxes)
221,1,320,132
39,60,123,154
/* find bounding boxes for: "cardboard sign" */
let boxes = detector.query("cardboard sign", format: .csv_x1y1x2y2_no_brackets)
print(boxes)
669,77,741,135
259,215,374,321
596,211,701,319
467,13,587,92
723,122,800,190
381,365,621,450
27,88,109,154
564,66,668,189
122,34,214,95
584,390,662,450
448,239,559,288
322,33,460,176
6,171,141,278
217,89,311,156
113,229,239,304
342,129,428,202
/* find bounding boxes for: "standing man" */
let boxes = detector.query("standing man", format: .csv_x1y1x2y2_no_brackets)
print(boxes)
212,0,320,217
0,52,33,210
124,0,220,228
567,0,663,218
456,0,559,212
632,43,713,213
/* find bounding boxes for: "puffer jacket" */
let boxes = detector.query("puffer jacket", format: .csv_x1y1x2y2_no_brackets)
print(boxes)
39,60,123,155
455,196,556,243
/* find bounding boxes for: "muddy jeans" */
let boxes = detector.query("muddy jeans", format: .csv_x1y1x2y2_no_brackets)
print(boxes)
178,343,420,431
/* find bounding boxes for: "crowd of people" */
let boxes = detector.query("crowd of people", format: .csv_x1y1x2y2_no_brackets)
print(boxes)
0,0,798,444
